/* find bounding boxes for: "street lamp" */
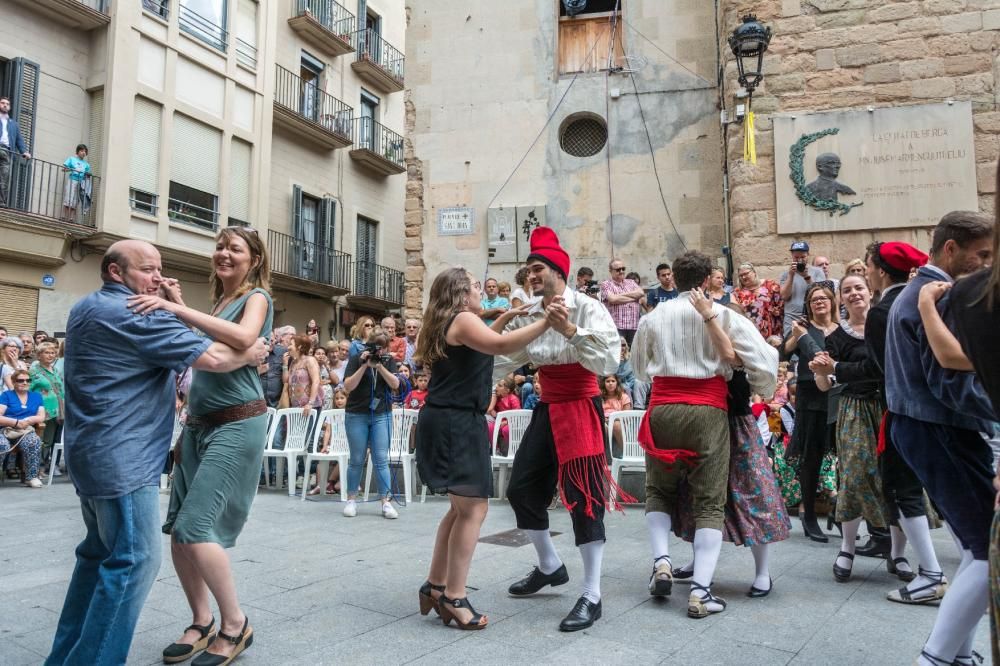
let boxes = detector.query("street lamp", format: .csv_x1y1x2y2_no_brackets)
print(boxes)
728,14,772,98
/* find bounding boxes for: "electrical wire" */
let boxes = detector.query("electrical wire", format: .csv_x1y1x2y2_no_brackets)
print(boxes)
621,17,715,88
605,2,620,257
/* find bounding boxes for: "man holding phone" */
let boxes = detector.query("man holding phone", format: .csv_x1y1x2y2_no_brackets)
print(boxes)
779,241,826,336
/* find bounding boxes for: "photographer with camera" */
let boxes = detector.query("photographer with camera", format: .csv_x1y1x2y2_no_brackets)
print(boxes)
342,328,401,519
779,241,826,336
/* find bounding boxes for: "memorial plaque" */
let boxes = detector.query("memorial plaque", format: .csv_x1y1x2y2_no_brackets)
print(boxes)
437,207,475,236
774,102,978,234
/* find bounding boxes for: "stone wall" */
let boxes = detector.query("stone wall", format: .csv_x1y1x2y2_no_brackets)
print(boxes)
720,0,1000,278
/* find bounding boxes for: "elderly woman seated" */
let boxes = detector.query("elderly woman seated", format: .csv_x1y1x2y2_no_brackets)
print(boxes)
0,368,46,487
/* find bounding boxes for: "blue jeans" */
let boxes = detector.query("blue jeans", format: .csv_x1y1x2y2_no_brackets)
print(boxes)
345,411,392,498
46,485,162,665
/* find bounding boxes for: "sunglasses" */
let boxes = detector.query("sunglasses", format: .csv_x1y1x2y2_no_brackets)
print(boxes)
14,378,29,384
613,267,627,273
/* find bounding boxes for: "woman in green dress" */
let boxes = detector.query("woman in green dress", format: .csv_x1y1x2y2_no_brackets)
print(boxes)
128,226,272,666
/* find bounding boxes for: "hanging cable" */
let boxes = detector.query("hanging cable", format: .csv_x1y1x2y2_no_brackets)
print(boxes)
605,2,621,257
621,17,715,88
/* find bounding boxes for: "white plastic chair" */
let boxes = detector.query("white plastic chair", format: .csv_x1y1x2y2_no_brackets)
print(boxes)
301,409,349,501
364,409,419,503
490,409,533,500
47,430,65,486
262,408,317,496
607,410,646,503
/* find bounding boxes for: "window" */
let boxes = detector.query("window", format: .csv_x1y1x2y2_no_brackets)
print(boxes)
88,89,104,176
557,1,624,75
228,138,251,226
358,89,378,150
170,113,221,230
300,52,325,122
355,216,378,295
559,0,620,16
130,97,162,215
1,58,39,211
179,0,228,52
235,0,257,68
291,185,335,282
142,0,170,19
560,113,607,157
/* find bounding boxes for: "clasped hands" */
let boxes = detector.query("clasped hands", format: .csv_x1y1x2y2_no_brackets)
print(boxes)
543,295,575,337
808,351,835,377
127,277,185,315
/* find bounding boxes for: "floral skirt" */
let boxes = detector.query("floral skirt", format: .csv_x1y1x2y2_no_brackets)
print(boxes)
775,441,837,507
834,395,887,527
673,414,791,547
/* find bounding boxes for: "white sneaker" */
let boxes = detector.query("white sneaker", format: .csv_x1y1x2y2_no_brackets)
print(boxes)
53,467,63,477
27,478,43,488
382,501,399,520
343,500,357,517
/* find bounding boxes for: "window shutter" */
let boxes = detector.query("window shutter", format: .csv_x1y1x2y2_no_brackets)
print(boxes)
237,0,257,46
229,138,251,222
130,97,162,194
3,57,40,151
0,283,39,332
322,196,335,248
88,89,104,176
171,113,221,193
291,184,303,238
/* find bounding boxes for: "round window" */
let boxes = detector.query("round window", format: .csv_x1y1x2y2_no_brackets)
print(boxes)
560,115,608,157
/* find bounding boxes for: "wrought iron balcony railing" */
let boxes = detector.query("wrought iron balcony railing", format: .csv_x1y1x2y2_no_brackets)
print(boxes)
274,64,354,143
0,151,101,228
353,28,405,85
294,0,355,40
269,228,352,290
142,0,168,19
354,260,404,305
167,197,219,231
236,37,257,69
179,3,228,52
353,117,404,168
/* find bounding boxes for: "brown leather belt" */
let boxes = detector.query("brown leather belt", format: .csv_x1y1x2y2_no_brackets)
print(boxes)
186,399,267,429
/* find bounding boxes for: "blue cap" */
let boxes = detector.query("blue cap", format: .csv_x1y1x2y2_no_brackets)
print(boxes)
790,241,809,252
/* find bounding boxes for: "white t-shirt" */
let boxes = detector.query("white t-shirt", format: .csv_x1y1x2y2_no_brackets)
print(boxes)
510,287,539,306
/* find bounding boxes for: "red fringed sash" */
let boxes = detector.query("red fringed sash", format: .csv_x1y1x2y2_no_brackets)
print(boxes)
538,364,637,515
638,376,728,467
877,410,889,456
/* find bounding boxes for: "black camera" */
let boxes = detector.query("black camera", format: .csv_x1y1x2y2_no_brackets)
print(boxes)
584,279,600,295
363,342,392,366
796,261,807,274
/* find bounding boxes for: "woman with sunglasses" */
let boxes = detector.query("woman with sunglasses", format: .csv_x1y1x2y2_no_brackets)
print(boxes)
784,282,839,542
0,369,46,487
347,315,377,361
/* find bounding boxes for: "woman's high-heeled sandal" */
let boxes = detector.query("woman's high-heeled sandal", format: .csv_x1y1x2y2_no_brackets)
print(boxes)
419,581,445,616
439,593,488,630
191,616,252,666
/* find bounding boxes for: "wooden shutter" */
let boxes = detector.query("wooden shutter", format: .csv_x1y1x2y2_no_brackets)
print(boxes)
130,97,162,194
88,89,104,176
558,16,623,74
171,113,221,194
3,58,39,151
229,138,251,222
0,283,38,332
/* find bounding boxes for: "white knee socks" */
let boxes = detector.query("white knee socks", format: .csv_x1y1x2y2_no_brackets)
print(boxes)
837,518,861,570
692,528,722,589
889,525,907,560
750,544,771,590
898,514,942,593
645,511,672,564
579,541,604,604
920,560,989,664
524,528,562,575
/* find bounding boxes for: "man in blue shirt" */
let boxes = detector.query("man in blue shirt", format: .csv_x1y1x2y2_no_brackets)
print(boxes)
643,263,679,312
884,212,995,666
46,240,268,666
0,95,30,208
479,277,510,326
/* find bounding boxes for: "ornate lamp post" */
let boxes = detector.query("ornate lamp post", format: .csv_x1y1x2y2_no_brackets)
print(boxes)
728,14,772,163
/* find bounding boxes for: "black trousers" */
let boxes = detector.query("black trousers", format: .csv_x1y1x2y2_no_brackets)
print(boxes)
506,398,607,546
880,413,927,525
892,413,995,560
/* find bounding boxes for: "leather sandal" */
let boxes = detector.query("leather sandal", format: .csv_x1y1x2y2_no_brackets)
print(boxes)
439,593,488,630
886,567,947,606
191,616,252,666
419,580,445,616
687,582,726,619
886,556,916,582
162,618,216,664
833,551,854,583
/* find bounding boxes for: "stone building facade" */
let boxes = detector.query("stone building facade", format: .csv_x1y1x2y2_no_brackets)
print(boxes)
720,0,1000,277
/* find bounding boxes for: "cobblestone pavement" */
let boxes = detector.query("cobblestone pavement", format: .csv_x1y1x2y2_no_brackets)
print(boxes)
0,481,990,665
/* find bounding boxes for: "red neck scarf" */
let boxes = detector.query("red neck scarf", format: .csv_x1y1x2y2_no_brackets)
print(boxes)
537,364,636,515
638,376,728,466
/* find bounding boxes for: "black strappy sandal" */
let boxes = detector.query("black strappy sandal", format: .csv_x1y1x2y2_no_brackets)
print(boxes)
886,556,916,582
439,593,488,630
162,617,217,664
918,649,953,665
833,551,854,583
886,567,947,605
191,616,252,666
687,582,726,619
419,580,445,616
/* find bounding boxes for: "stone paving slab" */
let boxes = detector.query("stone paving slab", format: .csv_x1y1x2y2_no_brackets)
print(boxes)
0,482,991,665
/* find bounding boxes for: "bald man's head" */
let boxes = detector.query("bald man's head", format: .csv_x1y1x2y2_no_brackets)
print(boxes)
101,240,164,295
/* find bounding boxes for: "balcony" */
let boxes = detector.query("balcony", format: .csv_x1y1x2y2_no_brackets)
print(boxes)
273,65,354,150
288,0,356,58
0,153,100,267
269,229,352,297
179,3,228,53
347,260,404,310
351,29,404,93
12,0,110,30
349,118,405,176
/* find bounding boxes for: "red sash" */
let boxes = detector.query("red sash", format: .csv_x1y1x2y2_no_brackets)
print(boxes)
638,376,728,467
538,363,636,515
877,410,889,456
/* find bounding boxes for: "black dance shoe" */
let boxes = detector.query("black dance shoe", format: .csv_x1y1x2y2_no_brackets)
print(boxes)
558,596,602,632
833,551,855,583
854,535,891,559
801,516,829,543
746,578,773,598
508,564,569,596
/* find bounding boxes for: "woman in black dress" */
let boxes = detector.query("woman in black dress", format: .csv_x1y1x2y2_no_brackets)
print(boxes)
415,267,550,630
784,282,839,542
